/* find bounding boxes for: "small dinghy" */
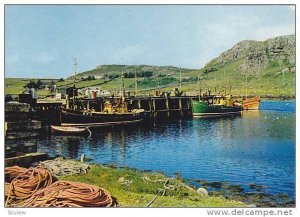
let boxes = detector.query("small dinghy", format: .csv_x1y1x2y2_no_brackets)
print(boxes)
51,125,90,136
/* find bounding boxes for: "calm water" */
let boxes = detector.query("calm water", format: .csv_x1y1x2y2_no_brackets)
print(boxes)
37,100,296,198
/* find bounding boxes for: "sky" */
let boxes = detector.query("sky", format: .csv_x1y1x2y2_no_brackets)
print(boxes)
5,5,295,78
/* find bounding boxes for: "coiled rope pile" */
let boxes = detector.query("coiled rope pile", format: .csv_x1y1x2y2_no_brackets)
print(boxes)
20,181,117,207
5,165,117,207
37,157,90,177
5,166,56,206
5,166,27,182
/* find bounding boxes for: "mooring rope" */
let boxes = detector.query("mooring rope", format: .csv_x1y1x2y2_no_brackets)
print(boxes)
86,127,92,138
145,178,172,207
5,166,27,183
37,157,90,177
143,174,177,207
5,165,117,208
19,181,117,207
5,166,56,206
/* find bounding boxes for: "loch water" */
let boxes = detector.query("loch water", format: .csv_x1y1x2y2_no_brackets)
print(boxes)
37,100,296,200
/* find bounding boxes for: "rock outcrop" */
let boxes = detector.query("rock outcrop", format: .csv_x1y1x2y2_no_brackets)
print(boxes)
205,35,295,74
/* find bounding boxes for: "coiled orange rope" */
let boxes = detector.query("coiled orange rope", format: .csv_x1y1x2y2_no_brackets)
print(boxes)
5,166,27,182
20,181,117,207
5,166,57,206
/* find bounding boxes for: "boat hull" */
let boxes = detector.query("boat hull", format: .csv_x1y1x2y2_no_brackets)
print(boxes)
192,100,241,117
242,97,260,110
51,125,87,134
60,108,147,127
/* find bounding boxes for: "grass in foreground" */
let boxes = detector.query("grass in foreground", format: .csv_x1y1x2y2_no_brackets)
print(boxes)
61,164,246,207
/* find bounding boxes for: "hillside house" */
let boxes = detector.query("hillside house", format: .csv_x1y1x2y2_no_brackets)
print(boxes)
84,87,111,98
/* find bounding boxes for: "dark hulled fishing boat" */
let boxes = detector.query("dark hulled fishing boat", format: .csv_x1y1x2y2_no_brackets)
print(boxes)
60,107,146,127
59,60,147,128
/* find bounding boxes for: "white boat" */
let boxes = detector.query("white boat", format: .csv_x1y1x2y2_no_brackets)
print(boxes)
51,125,87,134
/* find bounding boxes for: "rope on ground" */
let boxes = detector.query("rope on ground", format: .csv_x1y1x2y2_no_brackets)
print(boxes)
117,177,133,187
143,173,195,207
37,157,90,177
146,178,171,207
19,181,118,207
142,173,168,183
5,166,27,182
5,166,56,206
143,173,195,191
143,173,176,207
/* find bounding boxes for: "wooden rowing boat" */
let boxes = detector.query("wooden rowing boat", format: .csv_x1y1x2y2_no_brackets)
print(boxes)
51,125,87,134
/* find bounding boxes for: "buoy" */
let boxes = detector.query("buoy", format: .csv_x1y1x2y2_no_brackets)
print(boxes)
196,187,209,196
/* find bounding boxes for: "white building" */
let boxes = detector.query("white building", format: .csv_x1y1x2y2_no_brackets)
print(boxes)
85,87,110,98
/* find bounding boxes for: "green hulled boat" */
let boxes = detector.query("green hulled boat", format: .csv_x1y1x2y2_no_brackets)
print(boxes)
192,99,242,117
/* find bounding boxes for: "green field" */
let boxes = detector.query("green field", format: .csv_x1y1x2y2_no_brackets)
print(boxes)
5,78,57,97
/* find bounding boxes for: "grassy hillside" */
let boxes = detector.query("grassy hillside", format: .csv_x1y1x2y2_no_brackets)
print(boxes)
72,64,194,79
5,78,58,97
5,35,295,98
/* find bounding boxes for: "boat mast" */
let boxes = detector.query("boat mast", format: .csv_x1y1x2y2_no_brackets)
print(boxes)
179,66,182,92
245,73,248,100
121,68,125,98
198,71,201,101
73,58,77,99
223,68,226,94
214,72,217,94
135,67,138,95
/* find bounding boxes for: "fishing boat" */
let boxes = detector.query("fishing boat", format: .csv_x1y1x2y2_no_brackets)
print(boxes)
242,97,260,110
192,96,242,117
51,125,87,134
60,60,147,128
241,72,260,110
60,107,146,128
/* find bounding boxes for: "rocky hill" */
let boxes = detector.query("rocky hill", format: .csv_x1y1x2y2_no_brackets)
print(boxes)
203,35,295,75
194,34,295,97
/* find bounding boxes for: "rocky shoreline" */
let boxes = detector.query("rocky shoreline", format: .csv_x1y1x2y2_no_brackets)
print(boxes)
190,179,294,207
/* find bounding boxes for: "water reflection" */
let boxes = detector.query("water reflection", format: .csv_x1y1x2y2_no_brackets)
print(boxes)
37,101,295,198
